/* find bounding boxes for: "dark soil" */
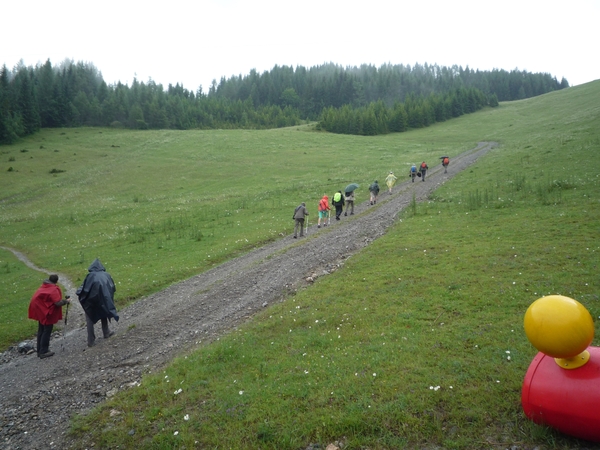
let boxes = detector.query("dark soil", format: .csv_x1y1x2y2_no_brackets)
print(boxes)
0,142,497,449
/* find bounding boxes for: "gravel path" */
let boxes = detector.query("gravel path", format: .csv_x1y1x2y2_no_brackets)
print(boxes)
0,142,497,449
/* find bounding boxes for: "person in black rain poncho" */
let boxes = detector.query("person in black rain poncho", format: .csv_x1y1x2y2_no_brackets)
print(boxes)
77,258,119,347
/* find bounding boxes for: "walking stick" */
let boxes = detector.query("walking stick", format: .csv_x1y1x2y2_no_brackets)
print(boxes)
305,216,308,235
62,295,70,351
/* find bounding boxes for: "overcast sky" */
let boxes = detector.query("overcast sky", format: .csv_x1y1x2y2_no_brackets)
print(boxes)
3,0,598,91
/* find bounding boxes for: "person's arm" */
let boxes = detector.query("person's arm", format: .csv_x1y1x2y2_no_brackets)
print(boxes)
55,295,71,307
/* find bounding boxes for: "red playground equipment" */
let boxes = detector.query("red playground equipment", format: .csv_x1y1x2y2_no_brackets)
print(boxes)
522,295,600,442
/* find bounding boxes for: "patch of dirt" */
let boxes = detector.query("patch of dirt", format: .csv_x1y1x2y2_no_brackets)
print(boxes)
0,142,497,449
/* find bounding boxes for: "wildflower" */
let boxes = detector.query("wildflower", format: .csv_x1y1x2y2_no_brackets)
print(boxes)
239,391,244,395
184,414,190,421
174,388,182,395
174,431,179,436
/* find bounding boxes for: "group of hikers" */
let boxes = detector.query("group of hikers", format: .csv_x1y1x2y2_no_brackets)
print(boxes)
27,258,119,358
293,157,450,238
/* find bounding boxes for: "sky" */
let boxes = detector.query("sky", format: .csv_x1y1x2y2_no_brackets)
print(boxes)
3,0,599,91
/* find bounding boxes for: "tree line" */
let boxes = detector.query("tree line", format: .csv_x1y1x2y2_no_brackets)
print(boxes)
318,87,490,135
0,59,568,144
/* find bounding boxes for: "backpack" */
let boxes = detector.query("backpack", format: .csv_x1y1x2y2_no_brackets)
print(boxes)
443,157,449,165
410,165,417,173
293,205,302,219
421,162,427,169
333,192,342,203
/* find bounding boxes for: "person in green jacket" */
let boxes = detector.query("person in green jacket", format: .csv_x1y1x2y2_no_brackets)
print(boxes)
369,180,380,205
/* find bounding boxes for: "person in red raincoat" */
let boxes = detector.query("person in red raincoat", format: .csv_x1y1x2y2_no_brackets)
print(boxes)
28,274,70,358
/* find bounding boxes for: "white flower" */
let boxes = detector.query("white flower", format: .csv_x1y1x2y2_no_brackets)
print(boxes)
373,373,376,377
184,414,189,421
174,388,182,395
239,390,244,395
174,431,179,436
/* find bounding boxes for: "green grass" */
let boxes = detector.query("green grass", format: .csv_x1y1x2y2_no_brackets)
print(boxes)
0,248,50,348
4,80,600,448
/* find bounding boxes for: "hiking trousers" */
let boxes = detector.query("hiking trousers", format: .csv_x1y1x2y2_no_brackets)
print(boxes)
37,322,53,355
86,314,111,346
294,218,305,237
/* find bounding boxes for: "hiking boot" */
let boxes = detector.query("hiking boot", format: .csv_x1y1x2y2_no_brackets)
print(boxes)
344,212,347,216
39,351,55,359
104,331,115,339
293,235,297,239
318,225,321,228
88,341,96,348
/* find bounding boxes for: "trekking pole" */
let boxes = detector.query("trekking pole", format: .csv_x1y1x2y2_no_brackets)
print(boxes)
305,216,308,235
62,295,70,351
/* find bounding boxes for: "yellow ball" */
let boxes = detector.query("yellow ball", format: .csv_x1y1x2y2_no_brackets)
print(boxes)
524,295,594,358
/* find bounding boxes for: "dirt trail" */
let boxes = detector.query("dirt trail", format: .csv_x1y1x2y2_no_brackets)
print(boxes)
0,142,497,449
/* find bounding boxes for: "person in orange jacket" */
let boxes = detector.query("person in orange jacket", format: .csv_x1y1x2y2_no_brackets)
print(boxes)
317,194,330,228
28,274,70,358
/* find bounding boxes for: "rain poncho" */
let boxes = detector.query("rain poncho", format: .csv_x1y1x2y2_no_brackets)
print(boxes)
28,280,63,325
369,181,380,194
77,258,119,324
385,173,397,188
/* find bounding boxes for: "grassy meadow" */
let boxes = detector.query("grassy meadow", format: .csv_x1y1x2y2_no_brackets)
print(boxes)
2,80,600,448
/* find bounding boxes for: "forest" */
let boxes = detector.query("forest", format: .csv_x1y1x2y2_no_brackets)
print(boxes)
0,59,568,143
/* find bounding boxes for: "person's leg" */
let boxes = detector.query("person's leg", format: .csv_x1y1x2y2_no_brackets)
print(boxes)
39,324,53,355
350,201,354,214
299,219,304,236
101,318,113,338
86,313,97,346
37,322,43,355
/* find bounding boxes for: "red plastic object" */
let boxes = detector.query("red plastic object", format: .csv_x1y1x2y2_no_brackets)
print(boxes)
522,346,600,442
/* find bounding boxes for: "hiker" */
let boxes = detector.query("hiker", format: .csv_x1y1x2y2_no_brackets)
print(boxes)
344,190,355,216
442,156,450,173
317,194,330,228
369,180,380,205
419,161,429,181
385,171,397,194
28,274,70,358
77,258,119,347
292,202,309,238
332,190,345,220
409,164,418,183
